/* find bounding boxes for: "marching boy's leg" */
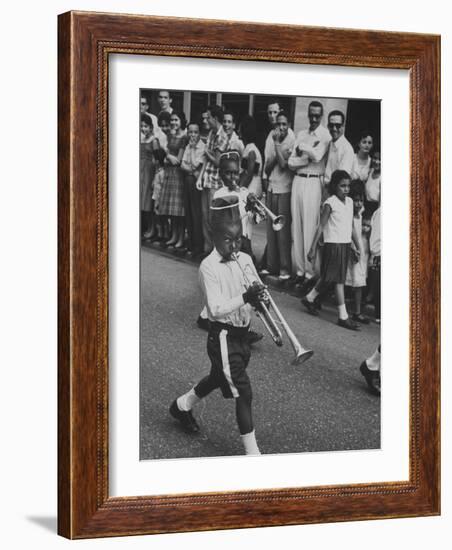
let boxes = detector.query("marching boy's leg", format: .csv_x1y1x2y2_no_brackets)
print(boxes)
236,394,261,455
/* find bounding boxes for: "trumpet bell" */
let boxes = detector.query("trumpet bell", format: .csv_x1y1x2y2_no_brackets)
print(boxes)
291,348,314,365
272,215,286,232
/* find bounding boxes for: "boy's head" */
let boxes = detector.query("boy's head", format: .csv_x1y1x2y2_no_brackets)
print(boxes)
219,151,240,190
362,212,372,235
350,180,365,212
211,195,242,260
371,151,381,170
187,122,200,143
157,111,171,135
275,111,289,139
140,115,153,136
222,111,235,135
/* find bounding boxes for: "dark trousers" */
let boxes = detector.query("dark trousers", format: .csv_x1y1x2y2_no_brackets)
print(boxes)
184,174,204,254
266,191,292,275
369,256,381,319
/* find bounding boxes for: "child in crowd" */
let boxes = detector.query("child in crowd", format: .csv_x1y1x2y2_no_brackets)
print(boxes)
345,182,370,324
239,115,263,199
152,111,171,241
351,131,373,183
181,121,206,258
170,194,266,455
140,115,165,240
264,111,295,281
222,110,245,156
302,169,362,330
368,206,381,323
158,111,188,249
364,151,381,214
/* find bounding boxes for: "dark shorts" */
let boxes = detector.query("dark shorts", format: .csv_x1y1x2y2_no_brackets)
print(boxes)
200,322,252,399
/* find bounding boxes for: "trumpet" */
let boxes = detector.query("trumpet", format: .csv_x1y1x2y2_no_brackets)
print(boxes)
232,254,313,365
246,194,285,232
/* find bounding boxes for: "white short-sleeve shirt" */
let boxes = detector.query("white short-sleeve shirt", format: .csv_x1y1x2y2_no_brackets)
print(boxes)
323,195,354,243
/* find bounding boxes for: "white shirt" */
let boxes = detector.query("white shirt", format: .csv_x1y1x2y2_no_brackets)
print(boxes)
323,195,354,243
351,154,371,181
365,169,381,203
324,134,355,184
199,249,259,326
288,125,331,175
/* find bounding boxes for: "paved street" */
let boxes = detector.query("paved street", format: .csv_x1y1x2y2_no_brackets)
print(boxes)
140,243,380,460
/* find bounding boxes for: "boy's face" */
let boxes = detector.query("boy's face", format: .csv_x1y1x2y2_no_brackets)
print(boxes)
201,111,210,130
353,195,364,213
220,159,239,189
159,119,170,135
213,222,242,261
276,115,289,139
141,121,152,137
187,124,200,143
267,103,280,126
371,152,381,169
222,114,234,135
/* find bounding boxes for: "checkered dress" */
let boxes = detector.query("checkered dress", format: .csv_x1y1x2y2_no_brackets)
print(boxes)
158,134,188,217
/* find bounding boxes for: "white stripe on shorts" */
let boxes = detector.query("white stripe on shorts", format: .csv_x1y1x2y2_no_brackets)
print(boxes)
219,329,239,398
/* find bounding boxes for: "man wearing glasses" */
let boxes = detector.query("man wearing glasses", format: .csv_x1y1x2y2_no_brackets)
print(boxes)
288,101,331,284
324,110,354,185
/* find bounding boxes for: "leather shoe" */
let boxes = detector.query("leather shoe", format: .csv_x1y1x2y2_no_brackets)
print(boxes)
169,400,200,433
337,317,360,330
359,362,381,395
352,313,370,324
301,297,319,316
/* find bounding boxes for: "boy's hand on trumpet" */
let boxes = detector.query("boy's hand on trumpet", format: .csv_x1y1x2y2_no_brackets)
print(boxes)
243,281,267,307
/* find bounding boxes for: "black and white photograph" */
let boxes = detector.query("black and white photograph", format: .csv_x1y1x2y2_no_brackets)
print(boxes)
139,88,382,460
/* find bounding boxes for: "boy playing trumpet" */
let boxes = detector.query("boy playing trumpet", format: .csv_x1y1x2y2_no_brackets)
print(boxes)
170,193,266,455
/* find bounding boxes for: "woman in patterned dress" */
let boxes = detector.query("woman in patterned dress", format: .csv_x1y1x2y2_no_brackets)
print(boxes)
140,115,162,240
158,111,188,248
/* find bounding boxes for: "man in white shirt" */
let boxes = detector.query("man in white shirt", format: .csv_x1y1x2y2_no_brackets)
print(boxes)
324,110,354,185
289,101,331,282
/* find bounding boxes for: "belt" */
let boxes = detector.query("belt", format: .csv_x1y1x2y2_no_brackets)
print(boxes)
210,321,250,337
297,172,320,178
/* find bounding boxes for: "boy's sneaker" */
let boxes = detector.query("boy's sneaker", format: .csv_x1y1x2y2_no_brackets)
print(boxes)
169,400,200,433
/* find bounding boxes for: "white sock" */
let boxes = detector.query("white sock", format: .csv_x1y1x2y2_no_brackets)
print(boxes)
338,303,348,320
177,388,201,411
366,347,381,371
200,306,208,319
240,430,261,455
306,288,319,302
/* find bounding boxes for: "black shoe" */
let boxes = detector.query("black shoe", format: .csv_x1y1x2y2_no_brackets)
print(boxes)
301,297,319,316
169,400,200,433
359,362,381,395
352,313,370,324
247,330,264,345
337,317,360,331
196,316,210,331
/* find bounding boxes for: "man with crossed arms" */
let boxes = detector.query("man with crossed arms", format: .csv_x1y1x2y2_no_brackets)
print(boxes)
288,101,331,284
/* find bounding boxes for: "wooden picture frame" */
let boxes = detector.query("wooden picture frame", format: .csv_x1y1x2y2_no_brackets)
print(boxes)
58,11,440,539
